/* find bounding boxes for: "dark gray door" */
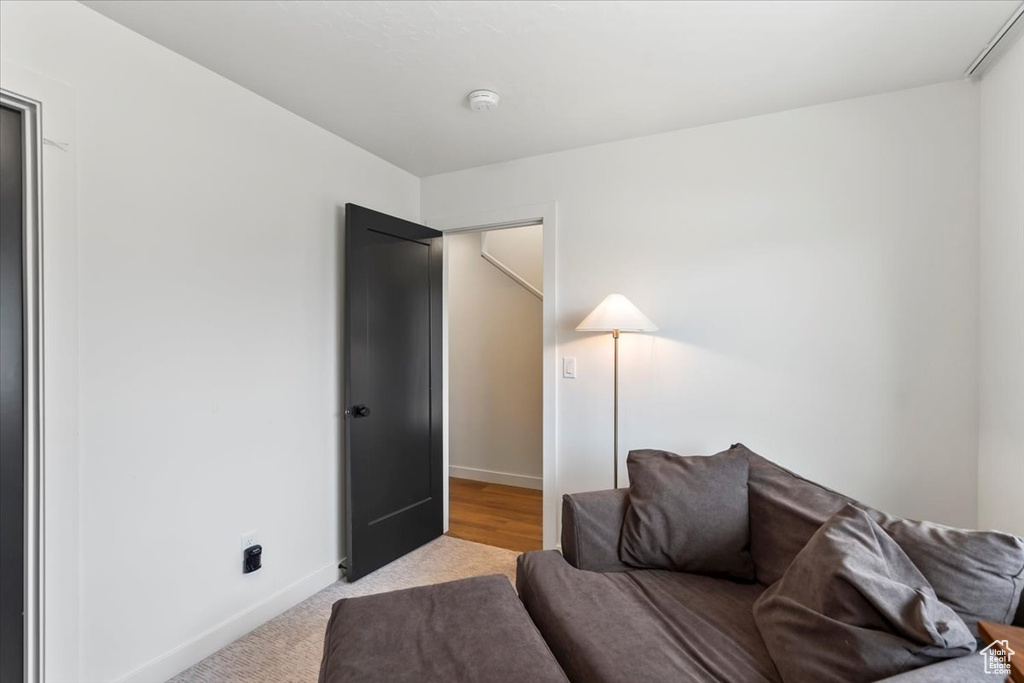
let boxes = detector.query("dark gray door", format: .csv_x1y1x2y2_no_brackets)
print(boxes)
0,104,25,683
344,204,442,582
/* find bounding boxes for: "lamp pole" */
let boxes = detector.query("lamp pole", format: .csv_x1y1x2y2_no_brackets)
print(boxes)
613,329,619,488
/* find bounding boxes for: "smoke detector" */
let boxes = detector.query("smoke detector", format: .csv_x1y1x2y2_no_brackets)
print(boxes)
467,89,500,112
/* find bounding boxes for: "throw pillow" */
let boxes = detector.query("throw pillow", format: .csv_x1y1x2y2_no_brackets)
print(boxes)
619,448,755,581
753,505,976,683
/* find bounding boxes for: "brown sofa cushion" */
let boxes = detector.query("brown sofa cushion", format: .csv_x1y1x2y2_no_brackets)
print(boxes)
517,550,780,683
619,448,755,581
745,445,852,586
318,574,569,683
867,509,1024,634
753,505,975,683
741,443,1024,636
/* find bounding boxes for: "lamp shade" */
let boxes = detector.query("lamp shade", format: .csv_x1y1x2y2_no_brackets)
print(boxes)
576,294,657,332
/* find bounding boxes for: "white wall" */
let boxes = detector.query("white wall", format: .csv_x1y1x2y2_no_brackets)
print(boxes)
424,81,981,531
978,33,1024,537
0,2,419,681
448,228,543,488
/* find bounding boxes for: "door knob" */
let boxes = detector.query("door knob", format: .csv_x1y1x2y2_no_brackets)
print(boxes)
352,405,371,418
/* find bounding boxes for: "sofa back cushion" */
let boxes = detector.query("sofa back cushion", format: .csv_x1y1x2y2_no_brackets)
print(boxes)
620,448,755,581
753,505,976,683
744,445,852,586
741,443,1024,636
868,509,1024,633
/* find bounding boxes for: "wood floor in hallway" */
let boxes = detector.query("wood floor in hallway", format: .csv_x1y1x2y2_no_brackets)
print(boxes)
447,477,542,553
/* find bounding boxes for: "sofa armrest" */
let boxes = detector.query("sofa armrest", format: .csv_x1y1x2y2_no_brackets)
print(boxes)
561,489,633,572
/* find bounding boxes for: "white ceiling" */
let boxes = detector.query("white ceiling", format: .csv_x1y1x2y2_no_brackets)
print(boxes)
81,0,1019,177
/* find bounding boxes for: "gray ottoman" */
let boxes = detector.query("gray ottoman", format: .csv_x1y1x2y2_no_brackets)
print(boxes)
318,574,569,683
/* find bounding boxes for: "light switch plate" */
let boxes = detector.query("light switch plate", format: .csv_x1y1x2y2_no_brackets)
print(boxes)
562,357,577,379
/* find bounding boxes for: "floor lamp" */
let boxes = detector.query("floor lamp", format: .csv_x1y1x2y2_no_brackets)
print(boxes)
576,294,658,488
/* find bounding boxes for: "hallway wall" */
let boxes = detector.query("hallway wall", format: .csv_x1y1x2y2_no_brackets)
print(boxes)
448,227,543,489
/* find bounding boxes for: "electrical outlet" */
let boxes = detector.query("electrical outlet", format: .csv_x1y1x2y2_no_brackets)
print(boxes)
241,531,259,550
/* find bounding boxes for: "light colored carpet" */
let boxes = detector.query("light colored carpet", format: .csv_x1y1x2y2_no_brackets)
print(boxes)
167,535,521,683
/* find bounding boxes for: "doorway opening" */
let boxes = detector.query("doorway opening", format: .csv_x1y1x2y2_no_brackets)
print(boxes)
445,223,544,552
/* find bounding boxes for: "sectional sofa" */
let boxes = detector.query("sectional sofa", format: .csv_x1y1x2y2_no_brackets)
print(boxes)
516,444,1024,682
320,443,1024,682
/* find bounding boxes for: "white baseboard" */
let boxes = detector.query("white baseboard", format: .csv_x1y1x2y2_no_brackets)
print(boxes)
449,465,542,490
115,558,344,683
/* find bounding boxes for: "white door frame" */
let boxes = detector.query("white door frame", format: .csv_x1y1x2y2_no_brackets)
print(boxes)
429,202,558,549
1,85,44,683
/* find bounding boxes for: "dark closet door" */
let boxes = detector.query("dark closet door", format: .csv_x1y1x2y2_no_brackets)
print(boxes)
0,103,26,683
344,204,442,582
